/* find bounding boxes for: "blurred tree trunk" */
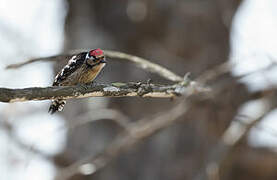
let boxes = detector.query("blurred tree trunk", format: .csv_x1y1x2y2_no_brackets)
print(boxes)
54,1,277,180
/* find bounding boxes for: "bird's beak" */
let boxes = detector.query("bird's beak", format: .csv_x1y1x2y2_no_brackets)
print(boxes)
100,58,107,64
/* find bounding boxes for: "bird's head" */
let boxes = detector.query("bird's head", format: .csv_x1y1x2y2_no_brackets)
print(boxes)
85,48,106,67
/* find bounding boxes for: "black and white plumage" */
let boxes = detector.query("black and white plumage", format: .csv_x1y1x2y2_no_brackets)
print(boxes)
49,49,106,114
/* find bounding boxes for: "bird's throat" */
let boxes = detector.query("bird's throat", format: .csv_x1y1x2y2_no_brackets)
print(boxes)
79,63,105,83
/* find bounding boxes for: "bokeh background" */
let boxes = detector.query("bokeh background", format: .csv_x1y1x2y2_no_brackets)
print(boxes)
1,0,277,180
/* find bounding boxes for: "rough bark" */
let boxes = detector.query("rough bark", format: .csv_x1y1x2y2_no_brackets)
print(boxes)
0,81,199,103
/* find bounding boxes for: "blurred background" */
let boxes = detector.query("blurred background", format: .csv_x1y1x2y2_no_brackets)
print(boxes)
1,0,277,180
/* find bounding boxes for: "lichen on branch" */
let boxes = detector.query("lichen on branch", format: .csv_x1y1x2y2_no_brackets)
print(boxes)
0,81,206,103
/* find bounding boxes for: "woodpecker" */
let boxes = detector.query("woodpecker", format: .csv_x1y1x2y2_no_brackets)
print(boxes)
48,48,107,114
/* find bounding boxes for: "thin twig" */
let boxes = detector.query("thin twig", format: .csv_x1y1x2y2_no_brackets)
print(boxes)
6,50,183,82
105,50,183,82
196,62,231,83
194,94,276,180
55,97,192,180
0,120,52,160
5,54,69,69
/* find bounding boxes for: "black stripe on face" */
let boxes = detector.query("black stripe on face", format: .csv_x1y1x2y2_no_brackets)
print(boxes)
86,56,106,68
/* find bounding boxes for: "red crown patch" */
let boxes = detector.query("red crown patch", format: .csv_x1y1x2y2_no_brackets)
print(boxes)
89,48,103,57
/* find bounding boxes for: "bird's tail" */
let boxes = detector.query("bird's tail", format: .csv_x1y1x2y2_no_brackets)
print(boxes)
48,99,66,114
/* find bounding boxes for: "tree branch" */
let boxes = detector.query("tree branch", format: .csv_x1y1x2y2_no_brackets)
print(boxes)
0,81,207,103
193,93,277,180
105,50,183,82
56,97,192,180
6,50,183,82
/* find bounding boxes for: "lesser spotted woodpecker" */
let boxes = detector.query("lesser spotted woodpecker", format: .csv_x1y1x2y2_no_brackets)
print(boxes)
48,48,106,114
